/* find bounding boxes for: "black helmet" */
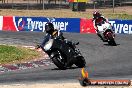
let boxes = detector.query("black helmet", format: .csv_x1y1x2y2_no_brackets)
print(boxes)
93,11,101,19
45,22,54,34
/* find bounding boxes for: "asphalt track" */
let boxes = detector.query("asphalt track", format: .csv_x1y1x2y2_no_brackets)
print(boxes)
0,31,132,83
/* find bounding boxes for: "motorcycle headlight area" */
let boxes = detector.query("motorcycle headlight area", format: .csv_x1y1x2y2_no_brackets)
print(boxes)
44,39,53,51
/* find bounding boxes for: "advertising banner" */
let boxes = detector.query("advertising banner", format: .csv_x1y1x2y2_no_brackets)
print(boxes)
109,20,132,34
80,18,96,34
14,17,80,33
1,16,132,34
80,18,132,34
2,16,17,31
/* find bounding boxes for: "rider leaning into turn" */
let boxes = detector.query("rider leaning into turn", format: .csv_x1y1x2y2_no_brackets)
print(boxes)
37,22,64,50
92,11,109,42
37,22,75,51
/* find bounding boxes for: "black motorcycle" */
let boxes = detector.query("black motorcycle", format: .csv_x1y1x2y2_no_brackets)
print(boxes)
42,37,86,70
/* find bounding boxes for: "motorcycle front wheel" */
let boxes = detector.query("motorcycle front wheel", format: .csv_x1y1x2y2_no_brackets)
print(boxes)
51,52,67,70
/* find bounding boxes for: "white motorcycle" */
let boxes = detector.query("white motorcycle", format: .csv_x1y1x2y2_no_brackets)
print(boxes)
97,22,117,46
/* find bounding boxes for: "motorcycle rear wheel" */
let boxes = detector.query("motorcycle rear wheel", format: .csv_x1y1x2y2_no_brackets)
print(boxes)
108,40,117,46
75,56,86,68
107,32,117,46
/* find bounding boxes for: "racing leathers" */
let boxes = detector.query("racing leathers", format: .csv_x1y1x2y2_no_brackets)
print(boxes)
40,29,75,51
93,16,108,42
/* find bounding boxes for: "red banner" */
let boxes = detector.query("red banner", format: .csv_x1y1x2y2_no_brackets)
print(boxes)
80,18,96,34
2,16,17,31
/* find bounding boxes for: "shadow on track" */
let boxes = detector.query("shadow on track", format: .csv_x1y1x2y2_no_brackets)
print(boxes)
103,43,120,46
51,66,79,70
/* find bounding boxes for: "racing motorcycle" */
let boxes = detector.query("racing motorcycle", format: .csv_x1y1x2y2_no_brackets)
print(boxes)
97,22,117,46
42,37,86,70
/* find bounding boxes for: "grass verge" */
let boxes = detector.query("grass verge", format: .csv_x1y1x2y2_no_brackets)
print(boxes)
0,45,42,65
106,13,132,20
0,6,132,20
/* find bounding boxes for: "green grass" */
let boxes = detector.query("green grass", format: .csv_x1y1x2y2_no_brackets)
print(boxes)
0,45,41,64
106,13,132,20
86,13,132,20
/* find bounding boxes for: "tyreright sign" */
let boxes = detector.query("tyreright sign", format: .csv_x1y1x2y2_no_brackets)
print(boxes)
109,20,132,34
80,19,132,34
14,17,80,33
